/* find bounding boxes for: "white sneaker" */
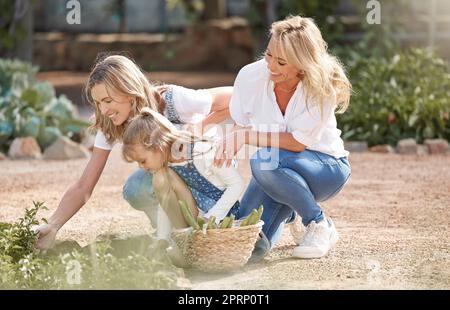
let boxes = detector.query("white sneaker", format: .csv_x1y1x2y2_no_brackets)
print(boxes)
288,214,304,245
292,217,339,259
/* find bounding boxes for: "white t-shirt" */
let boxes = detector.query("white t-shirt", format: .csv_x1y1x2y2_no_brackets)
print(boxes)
229,59,349,158
156,141,245,240
93,85,213,150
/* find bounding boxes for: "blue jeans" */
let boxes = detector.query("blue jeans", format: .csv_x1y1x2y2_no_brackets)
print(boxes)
122,169,159,227
238,148,351,252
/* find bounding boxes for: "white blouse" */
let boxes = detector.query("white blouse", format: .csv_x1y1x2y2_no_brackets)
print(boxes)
229,59,349,158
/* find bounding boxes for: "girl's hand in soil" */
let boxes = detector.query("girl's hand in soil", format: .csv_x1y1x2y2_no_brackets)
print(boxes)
35,223,58,250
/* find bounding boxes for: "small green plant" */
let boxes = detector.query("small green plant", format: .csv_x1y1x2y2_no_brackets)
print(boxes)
338,49,450,146
0,201,47,263
0,201,189,289
0,59,89,152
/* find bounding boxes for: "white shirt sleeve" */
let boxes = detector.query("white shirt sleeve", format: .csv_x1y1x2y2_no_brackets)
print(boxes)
171,85,213,123
156,205,173,241
202,163,245,223
229,72,251,127
291,101,335,147
93,131,114,150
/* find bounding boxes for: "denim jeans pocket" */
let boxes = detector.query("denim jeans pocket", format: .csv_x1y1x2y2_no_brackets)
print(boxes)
312,151,340,166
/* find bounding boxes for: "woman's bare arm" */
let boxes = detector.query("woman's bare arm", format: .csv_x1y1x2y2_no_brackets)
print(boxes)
192,86,232,134
36,147,110,250
47,147,111,229
214,129,307,167
208,86,233,113
243,130,306,152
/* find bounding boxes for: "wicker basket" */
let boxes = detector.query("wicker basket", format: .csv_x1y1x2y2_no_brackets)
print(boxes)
171,220,263,272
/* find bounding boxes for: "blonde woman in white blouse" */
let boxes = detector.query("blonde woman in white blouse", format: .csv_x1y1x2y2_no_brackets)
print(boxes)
214,15,352,261
35,54,232,250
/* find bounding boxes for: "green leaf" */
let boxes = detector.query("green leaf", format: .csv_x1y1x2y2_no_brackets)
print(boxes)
20,89,40,107
37,126,62,149
34,82,55,106
0,120,13,143
408,114,419,127
423,126,435,139
19,116,41,138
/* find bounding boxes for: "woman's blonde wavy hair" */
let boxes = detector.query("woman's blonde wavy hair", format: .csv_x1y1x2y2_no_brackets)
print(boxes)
270,15,352,113
85,54,164,144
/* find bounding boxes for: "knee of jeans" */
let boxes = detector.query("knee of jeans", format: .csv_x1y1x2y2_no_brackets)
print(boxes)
321,172,351,202
122,169,157,210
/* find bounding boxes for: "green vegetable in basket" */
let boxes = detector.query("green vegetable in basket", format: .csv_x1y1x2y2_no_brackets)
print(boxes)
242,210,257,226
197,217,206,228
207,216,217,229
240,207,262,227
257,205,264,219
240,214,250,227
219,216,231,229
178,200,200,230
248,209,260,225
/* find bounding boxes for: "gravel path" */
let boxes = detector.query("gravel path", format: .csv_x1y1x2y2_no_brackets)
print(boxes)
1,146,449,289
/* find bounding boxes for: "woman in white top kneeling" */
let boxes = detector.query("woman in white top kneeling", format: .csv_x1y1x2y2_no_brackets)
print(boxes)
35,54,232,250
214,15,352,261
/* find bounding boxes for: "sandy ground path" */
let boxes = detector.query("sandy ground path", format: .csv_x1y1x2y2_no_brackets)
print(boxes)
1,146,449,289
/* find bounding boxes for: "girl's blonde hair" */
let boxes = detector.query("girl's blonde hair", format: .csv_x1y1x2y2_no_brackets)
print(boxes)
122,107,206,165
85,54,164,144
270,15,351,113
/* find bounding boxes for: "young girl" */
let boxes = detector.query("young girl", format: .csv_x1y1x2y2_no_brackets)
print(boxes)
36,54,233,250
122,107,245,240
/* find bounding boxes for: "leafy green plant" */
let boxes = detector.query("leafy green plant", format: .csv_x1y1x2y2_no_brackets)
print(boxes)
0,201,47,264
338,49,450,146
0,201,188,289
0,58,89,152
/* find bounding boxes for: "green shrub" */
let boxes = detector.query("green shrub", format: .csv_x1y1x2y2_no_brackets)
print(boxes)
0,58,89,152
0,202,187,289
0,201,47,264
338,49,450,146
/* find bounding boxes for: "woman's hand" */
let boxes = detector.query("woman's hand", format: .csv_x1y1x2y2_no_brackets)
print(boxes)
35,223,59,250
214,130,246,168
183,123,203,137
